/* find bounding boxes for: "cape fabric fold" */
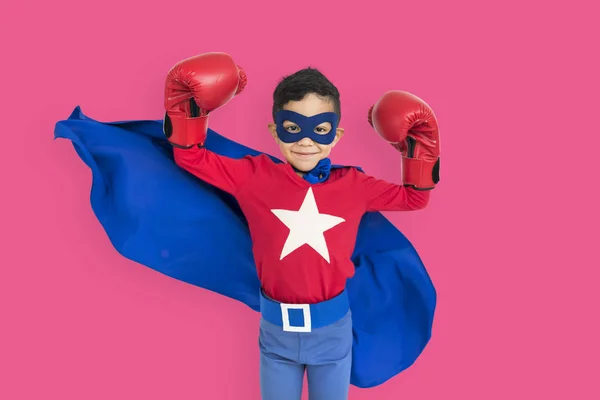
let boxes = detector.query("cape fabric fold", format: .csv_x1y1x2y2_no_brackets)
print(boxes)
54,107,436,388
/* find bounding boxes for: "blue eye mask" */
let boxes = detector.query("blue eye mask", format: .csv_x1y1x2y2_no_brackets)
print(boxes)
275,110,338,145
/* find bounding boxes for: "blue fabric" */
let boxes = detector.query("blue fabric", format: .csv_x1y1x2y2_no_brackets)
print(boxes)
301,157,332,184
275,110,338,144
53,106,437,388
260,288,349,331
259,311,353,400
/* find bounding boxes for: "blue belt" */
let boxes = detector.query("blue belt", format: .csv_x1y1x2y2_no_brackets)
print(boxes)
259,288,350,333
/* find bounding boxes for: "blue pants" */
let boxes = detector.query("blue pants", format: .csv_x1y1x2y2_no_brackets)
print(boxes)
259,310,353,400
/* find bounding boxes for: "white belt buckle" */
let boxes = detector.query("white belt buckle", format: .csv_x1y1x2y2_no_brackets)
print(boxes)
280,303,311,333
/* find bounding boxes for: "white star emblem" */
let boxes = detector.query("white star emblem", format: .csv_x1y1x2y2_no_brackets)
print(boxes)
271,188,345,263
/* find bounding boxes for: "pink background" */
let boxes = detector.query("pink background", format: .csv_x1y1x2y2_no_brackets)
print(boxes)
2,0,599,399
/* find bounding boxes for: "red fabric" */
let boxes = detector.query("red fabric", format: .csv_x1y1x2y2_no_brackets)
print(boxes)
173,146,429,304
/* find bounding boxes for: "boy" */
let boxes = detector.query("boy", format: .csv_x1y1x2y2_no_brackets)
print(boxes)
164,52,439,400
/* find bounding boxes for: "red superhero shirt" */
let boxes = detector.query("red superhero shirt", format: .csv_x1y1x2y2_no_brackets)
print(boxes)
174,146,429,304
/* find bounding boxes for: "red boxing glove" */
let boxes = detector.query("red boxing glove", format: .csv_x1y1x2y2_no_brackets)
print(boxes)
163,52,247,147
368,91,440,190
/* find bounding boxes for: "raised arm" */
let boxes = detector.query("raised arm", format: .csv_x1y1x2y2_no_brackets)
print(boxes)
361,173,431,212
164,52,254,195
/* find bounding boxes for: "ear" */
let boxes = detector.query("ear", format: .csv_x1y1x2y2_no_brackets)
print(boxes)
268,123,278,141
331,127,345,147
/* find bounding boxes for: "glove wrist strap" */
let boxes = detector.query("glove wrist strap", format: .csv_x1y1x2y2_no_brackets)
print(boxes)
164,113,208,147
402,156,439,190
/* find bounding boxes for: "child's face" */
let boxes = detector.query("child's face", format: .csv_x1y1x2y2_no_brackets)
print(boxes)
268,93,344,172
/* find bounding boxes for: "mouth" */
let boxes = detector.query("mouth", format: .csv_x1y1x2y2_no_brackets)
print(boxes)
291,151,318,159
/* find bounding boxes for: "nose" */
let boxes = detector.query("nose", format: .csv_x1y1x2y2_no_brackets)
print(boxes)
297,137,314,146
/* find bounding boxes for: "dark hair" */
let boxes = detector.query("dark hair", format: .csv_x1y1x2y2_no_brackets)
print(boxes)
272,67,341,121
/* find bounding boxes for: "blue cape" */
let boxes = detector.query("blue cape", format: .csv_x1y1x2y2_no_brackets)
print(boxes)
53,107,437,388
